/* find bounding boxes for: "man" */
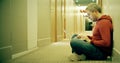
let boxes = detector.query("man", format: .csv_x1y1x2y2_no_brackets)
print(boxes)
69,3,113,61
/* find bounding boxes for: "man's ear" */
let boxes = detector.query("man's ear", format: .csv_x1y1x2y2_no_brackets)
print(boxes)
94,10,99,14
92,11,98,15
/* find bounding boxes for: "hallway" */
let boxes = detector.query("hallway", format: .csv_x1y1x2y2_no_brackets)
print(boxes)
9,42,71,63
6,42,120,63
1,0,120,63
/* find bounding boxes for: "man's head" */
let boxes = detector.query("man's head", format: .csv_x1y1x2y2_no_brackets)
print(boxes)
86,3,102,21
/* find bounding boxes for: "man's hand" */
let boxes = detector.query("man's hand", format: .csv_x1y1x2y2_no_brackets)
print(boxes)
77,34,91,43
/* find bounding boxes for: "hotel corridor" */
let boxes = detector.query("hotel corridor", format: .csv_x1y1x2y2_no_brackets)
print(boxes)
1,0,120,63
5,42,119,63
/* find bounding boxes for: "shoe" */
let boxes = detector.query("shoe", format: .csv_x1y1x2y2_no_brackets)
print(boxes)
68,53,86,61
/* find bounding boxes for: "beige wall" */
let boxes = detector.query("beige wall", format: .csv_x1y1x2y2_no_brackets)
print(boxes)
50,0,87,41
10,0,28,54
65,0,75,39
50,0,56,42
0,0,11,47
74,6,85,34
65,0,87,39
56,0,63,41
102,0,120,54
0,0,38,59
50,0,65,42
27,0,38,50
0,0,12,61
37,0,51,46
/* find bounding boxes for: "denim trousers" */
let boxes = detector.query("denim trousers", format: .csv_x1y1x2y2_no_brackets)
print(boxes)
70,34,107,60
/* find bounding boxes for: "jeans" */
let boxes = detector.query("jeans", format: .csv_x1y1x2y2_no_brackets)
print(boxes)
70,34,107,60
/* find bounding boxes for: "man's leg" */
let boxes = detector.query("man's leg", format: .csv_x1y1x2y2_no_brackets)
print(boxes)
70,38,107,60
71,34,78,39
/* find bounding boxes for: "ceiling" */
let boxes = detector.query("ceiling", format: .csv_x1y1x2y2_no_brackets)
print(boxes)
73,0,97,6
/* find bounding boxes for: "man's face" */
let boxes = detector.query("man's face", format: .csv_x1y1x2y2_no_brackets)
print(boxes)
86,10,97,21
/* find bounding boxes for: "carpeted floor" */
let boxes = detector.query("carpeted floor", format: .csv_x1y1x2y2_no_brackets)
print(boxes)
6,42,120,63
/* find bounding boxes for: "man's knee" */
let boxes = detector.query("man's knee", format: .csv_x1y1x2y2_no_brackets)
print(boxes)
71,34,78,39
70,39,82,47
70,39,77,47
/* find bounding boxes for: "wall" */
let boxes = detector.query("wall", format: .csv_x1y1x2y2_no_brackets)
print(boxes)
0,0,29,61
27,0,38,50
0,0,53,61
37,0,51,46
65,0,86,39
50,0,86,41
0,0,12,61
102,0,120,54
10,0,28,54
65,0,75,39
50,0,65,42
50,0,57,42
61,0,66,39
74,6,85,33
56,0,63,41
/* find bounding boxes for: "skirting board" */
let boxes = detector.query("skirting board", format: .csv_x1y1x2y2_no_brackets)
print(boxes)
37,37,51,47
0,46,12,61
113,48,120,55
12,47,39,59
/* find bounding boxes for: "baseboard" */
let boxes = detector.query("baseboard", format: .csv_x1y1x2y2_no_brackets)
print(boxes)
0,46,12,61
12,47,39,59
62,39,70,42
113,48,120,55
37,37,51,47
57,35,63,41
